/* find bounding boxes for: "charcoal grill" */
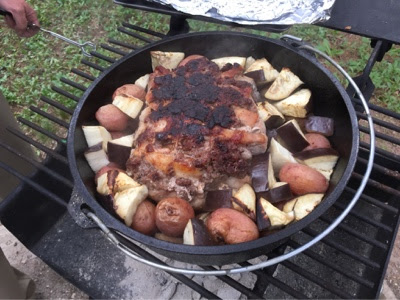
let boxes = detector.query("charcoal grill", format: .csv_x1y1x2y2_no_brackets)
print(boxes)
1,0,399,298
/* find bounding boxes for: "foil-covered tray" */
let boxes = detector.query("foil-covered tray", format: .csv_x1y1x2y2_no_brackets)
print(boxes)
146,0,336,25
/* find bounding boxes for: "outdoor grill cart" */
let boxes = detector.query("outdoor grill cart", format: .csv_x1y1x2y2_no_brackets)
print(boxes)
1,0,400,298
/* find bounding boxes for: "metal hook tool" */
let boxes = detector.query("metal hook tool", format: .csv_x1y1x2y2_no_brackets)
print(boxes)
0,8,96,57
29,23,96,57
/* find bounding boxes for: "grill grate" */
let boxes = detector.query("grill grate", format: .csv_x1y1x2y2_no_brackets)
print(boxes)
0,16,399,299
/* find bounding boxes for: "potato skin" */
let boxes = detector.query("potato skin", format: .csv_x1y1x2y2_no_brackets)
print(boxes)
304,133,331,150
279,163,328,195
155,197,195,237
206,208,259,244
131,200,157,236
95,104,130,131
113,84,146,101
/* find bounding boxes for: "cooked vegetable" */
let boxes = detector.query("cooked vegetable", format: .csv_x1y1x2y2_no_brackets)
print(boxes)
183,218,215,246
112,95,144,119
134,74,150,91
96,169,141,196
203,189,233,212
84,143,110,173
257,182,293,204
293,193,324,220
211,56,246,69
131,200,157,236
95,104,130,132
276,119,310,153
151,51,185,70
294,148,339,171
251,153,271,192
264,68,303,101
257,197,294,231
232,183,256,220
107,134,134,168
304,133,331,150
82,125,112,150
279,163,329,195
245,58,279,84
113,84,146,101
206,208,259,244
155,197,195,237
114,185,149,226
257,101,285,129
269,138,297,175
305,116,334,136
273,89,312,118
95,163,124,183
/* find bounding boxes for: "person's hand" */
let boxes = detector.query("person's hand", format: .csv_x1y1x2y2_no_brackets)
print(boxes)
0,0,39,37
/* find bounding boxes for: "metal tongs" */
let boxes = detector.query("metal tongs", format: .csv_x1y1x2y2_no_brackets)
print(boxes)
0,8,96,57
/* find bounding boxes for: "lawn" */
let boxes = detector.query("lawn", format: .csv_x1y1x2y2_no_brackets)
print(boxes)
0,0,399,149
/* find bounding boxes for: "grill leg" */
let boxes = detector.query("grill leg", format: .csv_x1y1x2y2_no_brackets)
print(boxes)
0,91,35,202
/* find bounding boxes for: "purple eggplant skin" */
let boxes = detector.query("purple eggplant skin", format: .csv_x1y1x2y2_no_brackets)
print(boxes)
256,183,294,204
244,69,266,85
251,153,270,193
203,189,233,212
305,116,334,136
107,141,132,168
293,148,339,160
190,218,215,246
256,198,271,231
276,121,310,153
265,115,285,129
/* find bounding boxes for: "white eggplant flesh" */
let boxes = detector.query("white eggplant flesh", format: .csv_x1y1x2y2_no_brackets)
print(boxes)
264,68,304,101
273,89,312,118
150,51,185,70
82,125,112,150
114,185,149,226
112,95,144,119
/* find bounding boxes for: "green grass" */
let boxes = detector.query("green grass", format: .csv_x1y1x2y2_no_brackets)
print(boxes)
0,0,399,147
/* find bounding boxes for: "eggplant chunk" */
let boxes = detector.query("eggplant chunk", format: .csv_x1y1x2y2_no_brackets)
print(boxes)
211,56,246,69
273,89,312,118
276,119,310,153
294,148,339,171
113,185,149,226
96,170,141,196
232,183,256,220
305,116,334,136
107,134,134,168
245,58,279,84
264,68,304,101
82,125,112,150
112,95,144,119
269,138,297,176
251,153,270,192
257,197,294,231
183,218,214,246
257,102,285,129
84,143,110,173
283,198,298,213
257,182,293,204
150,51,185,70
134,74,150,90
293,193,324,221
203,189,233,212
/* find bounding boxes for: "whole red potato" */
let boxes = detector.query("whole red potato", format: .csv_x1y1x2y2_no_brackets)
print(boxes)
95,104,130,131
131,200,157,236
304,133,331,150
155,197,195,237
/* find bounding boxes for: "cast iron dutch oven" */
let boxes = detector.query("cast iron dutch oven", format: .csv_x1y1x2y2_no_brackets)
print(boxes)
67,32,359,266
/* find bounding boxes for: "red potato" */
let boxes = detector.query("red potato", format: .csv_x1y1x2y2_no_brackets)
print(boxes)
304,133,331,150
131,200,157,236
95,163,124,183
155,197,195,237
206,208,259,244
279,163,329,195
113,84,146,101
95,104,130,132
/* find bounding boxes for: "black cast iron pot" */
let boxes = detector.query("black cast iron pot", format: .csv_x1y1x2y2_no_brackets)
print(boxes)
67,32,359,266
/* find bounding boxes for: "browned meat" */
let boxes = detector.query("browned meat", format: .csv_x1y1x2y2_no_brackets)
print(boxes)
126,56,267,209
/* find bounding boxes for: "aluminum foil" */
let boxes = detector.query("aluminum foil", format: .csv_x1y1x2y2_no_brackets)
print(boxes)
147,0,336,25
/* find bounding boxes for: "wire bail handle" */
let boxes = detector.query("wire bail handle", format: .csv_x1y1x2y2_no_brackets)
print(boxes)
85,35,376,276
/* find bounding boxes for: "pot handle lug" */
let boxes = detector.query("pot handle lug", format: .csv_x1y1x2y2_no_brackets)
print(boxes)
280,34,316,57
67,187,99,229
